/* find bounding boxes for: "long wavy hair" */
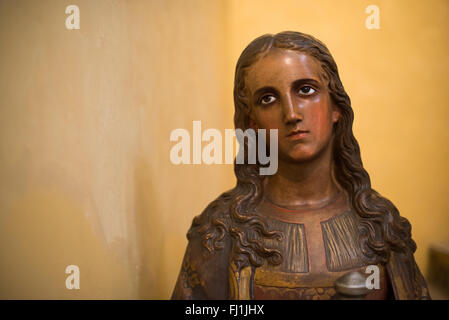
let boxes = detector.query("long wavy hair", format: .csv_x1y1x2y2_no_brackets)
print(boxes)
188,31,416,273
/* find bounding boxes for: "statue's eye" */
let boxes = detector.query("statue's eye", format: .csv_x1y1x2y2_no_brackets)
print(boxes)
260,95,276,105
299,86,316,95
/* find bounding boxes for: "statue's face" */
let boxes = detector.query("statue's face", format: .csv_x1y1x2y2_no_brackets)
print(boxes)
245,49,340,163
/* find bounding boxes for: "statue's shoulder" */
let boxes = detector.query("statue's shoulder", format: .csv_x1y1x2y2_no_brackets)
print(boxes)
187,189,234,239
171,190,235,299
386,249,431,300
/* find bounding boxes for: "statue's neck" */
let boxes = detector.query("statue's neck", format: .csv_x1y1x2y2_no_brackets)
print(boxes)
264,145,340,208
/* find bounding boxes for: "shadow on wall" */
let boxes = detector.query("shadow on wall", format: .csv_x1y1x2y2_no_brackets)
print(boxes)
135,157,165,299
427,242,449,300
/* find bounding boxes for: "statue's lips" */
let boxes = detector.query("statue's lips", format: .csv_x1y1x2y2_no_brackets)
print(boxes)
286,130,309,140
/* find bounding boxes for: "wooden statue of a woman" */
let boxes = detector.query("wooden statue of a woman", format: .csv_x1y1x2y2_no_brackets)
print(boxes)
171,31,430,300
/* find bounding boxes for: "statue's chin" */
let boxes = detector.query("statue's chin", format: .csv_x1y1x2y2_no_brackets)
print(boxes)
279,153,316,164
279,145,329,164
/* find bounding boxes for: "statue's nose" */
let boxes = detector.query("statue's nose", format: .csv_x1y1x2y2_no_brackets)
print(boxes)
283,95,303,125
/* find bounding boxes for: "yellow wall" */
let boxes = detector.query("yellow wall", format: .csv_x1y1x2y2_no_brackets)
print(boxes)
0,0,448,299
0,0,232,299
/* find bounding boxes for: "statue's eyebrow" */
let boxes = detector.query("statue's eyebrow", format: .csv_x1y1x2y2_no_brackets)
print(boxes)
291,78,321,88
252,86,279,99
